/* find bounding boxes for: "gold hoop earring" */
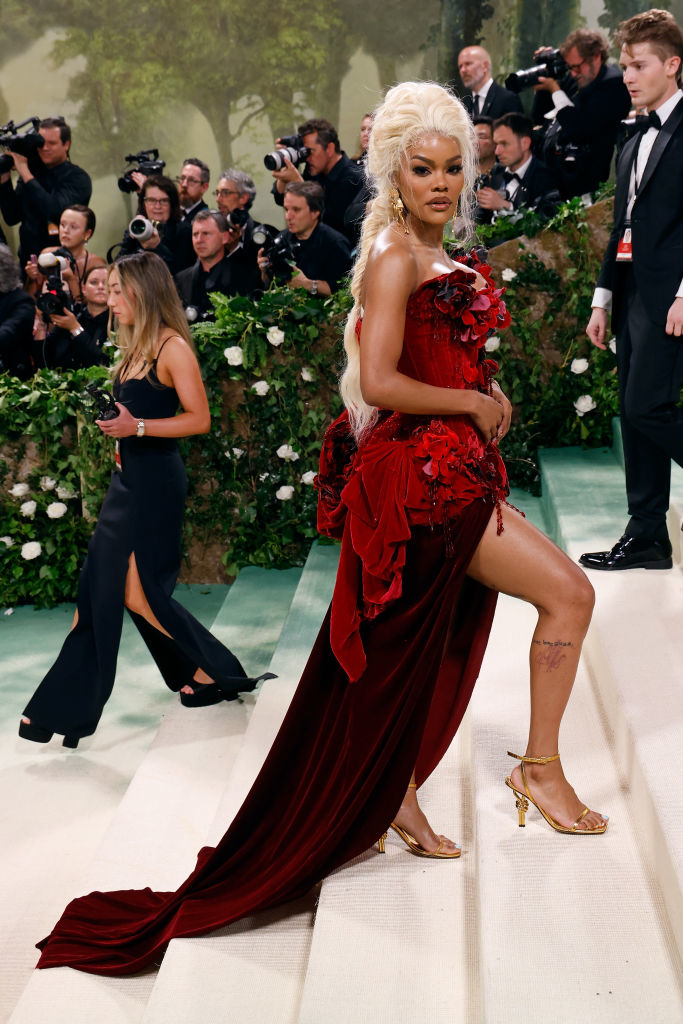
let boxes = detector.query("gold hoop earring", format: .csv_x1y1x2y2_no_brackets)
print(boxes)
390,187,409,235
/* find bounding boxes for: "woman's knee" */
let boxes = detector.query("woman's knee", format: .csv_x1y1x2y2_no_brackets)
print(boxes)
557,566,595,626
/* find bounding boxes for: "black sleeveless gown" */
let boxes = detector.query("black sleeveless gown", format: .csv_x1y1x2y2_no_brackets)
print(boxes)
23,358,250,741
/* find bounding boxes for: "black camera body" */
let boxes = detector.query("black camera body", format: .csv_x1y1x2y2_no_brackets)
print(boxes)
225,208,249,231
505,48,568,93
0,117,44,175
83,383,119,421
252,224,301,283
35,250,75,322
118,149,166,193
264,134,310,172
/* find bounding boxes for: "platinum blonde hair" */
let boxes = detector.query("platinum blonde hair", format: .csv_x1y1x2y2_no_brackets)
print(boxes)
340,81,477,439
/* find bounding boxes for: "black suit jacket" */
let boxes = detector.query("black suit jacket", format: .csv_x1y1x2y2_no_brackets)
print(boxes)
597,96,683,326
176,200,209,272
464,81,523,121
175,254,259,315
493,157,560,218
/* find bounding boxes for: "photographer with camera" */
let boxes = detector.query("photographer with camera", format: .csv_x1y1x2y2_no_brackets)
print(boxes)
117,149,166,195
24,204,105,302
458,46,523,120
524,30,631,199
0,117,92,265
213,168,269,275
476,113,561,220
0,244,34,379
268,118,365,245
32,262,110,371
258,182,351,296
117,175,186,274
472,116,505,224
175,209,260,320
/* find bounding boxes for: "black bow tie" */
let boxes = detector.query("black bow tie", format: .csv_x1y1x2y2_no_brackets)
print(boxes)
503,171,521,185
633,110,662,133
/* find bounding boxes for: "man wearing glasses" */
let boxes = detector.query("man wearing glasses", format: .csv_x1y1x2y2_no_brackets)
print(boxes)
214,168,269,279
176,158,210,269
533,29,631,198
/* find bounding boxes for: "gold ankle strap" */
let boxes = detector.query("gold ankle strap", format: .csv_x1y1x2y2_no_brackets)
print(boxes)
507,751,559,764
408,782,417,788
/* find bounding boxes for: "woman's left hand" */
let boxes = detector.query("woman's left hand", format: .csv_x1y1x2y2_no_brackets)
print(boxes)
96,403,137,437
490,382,512,443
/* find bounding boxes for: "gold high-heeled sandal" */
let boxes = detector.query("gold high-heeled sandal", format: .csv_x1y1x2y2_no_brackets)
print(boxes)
377,782,461,858
505,751,607,835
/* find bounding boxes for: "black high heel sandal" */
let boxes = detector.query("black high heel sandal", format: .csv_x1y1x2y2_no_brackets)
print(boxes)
179,672,277,708
19,721,80,749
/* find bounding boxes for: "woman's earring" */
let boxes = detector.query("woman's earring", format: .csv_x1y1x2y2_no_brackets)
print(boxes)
390,188,409,235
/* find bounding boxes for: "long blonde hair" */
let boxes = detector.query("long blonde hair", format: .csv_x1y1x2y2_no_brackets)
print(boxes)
340,81,477,439
109,251,194,378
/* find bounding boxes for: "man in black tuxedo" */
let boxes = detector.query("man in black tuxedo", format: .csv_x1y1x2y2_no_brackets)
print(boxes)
476,113,560,221
581,10,683,572
532,30,632,198
458,46,523,120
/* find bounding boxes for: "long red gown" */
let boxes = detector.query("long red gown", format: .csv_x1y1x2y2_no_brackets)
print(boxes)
35,253,511,975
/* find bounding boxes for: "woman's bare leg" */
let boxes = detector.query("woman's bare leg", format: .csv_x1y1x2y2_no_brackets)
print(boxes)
465,504,605,830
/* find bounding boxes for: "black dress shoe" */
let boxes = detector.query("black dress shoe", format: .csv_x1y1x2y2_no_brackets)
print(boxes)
579,534,673,571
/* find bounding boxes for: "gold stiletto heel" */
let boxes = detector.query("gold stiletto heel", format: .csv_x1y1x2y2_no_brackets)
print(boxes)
377,832,387,854
505,751,607,835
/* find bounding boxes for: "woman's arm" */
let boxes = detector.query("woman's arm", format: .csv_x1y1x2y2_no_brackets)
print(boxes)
97,336,211,438
359,243,504,441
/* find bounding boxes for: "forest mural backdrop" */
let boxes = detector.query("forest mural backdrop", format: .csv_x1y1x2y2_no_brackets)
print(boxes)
1,0,682,247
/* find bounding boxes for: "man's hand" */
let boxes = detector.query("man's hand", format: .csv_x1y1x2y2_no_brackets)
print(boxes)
50,309,80,332
586,306,608,349
534,76,561,93
288,267,309,290
271,155,303,194
477,187,510,211
130,170,147,192
7,151,33,182
665,296,683,337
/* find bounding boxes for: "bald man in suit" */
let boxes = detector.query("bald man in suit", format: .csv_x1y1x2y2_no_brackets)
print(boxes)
458,46,523,120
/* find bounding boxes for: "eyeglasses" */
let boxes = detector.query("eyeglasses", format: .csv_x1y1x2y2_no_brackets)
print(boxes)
144,196,171,206
565,58,588,72
214,188,238,198
176,175,203,185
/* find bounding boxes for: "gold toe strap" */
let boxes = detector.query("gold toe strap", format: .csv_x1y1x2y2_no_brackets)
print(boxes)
507,750,559,764
572,807,590,830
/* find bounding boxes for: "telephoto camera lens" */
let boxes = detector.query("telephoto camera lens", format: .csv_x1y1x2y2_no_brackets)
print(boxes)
128,216,157,242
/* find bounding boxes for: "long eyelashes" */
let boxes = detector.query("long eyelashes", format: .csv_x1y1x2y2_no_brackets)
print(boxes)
411,165,463,176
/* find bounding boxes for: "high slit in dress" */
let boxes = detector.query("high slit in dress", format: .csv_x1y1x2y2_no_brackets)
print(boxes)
23,347,251,741
34,254,513,975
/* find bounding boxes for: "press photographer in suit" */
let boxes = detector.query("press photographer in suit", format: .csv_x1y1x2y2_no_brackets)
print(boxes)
476,113,560,220
458,46,523,120
582,10,683,572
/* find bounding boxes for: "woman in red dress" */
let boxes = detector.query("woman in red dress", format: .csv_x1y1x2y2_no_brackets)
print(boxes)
35,82,606,976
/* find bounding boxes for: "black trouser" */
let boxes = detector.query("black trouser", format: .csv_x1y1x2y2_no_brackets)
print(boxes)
616,278,683,538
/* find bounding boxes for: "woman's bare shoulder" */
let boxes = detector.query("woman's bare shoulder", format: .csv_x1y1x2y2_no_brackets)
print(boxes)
362,227,419,305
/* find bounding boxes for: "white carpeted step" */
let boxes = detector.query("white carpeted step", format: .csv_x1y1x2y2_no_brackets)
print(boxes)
9,567,301,1024
469,595,682,1024
140,542,340,1024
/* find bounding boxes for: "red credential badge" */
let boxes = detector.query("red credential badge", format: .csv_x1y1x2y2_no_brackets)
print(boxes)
616,227,633,262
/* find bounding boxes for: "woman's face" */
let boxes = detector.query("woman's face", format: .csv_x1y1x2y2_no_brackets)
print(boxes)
397,133,464,229
107,267,136,325
359,116,373,152
82,267,108,308
59,209,91,250
143,186,172,224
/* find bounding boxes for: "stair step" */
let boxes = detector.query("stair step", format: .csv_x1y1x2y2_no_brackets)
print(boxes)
141,542,340,1024
8,567,301,1024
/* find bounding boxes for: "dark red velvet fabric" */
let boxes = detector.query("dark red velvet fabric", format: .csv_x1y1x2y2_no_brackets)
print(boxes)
35,254,509,975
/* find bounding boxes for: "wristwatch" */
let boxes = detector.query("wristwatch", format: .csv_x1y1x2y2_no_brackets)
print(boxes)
136,420,145,437
310,280,318,296
70,325,84,337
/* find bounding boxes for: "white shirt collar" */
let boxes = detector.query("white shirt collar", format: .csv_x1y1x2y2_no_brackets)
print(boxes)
475,77,494,100
512,156,533,180
650,88,683,125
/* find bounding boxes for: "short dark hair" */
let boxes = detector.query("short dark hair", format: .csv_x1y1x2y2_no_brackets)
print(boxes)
297,118,340,153
182,157,210,184
139,174,181,223
473,115,494,133
39,117,71,145
493,112,534,141
62,204,96,235
193,208,228,232
285,180,325,215
562,28,609,64
616,8,683,78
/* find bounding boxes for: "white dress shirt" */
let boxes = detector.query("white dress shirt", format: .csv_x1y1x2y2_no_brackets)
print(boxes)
471,78,494,115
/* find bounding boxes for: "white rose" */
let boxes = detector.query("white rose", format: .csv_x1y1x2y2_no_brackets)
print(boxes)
3,607,13,616
21,541,41,560
231,447,245,458
56,485,77,500
570,358,589,375
501,268,517,282
224,345,244,366
20,500,36,518
608,337,617,354
301,470,317,485
276,443,300,462
267,326,285,347
9,483,29,498
485,335,501,352
47,501,68,519
259,472,270,482
275,485,295,501
574,395,597,417
0,536,14,548
301,367,314,382
40,476,57,491
251,381,270,396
